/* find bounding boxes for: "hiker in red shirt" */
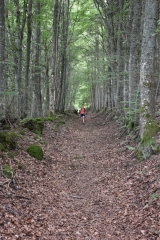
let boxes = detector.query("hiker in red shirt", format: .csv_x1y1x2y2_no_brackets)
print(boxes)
79,106,86,124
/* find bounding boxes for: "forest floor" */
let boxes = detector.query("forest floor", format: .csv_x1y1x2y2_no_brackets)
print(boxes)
0,111,160,240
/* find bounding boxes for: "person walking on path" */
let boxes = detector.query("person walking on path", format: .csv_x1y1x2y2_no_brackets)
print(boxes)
79,106,86,124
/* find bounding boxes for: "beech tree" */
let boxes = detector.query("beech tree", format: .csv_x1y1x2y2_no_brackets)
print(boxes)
50,0,60,114
31,0,42,117
139,0,159,159
0,0,6,118
128,0,142,121
24,0,33,115
13,0,27,117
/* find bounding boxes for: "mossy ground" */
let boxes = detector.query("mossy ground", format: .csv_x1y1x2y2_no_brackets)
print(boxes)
20,118,45,135
27,144,43,160
2,164,14,178
0,132,18,150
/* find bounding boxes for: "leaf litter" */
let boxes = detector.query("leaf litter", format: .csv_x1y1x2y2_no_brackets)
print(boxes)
0,112,160,239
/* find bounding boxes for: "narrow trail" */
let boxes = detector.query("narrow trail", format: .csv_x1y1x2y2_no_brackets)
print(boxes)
40,113,159,240
0,113,159,240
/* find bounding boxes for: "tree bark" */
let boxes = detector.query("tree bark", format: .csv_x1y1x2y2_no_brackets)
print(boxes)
14,0,27,118
31,1,42,118
0,0,6,118
24,0,32,116
139,0,159,159
57,0,70,113
128,0,142,124
50,0,61,114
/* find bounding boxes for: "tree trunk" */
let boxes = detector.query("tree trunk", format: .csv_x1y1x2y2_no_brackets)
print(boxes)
139,0,159,159
123,0,134,109
50,0,61,114
0,0,6,118
31,1,42,118
24,0,32,116
14,0,27,118
128,0,142,123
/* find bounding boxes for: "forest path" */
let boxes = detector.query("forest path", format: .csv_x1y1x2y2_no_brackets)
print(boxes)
41,112,159,240
0,112,159,240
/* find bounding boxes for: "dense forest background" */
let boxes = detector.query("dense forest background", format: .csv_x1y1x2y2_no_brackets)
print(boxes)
0,0,160,159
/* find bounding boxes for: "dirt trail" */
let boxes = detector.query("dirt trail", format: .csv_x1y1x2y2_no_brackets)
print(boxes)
42,113,159,240
0,112,159,240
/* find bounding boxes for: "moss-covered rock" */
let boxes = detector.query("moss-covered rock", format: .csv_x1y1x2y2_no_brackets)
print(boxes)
27,144,43,160
2,164,14,178
20,118,45,135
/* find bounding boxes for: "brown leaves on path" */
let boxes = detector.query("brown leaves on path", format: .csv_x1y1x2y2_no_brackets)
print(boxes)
0,112,160,239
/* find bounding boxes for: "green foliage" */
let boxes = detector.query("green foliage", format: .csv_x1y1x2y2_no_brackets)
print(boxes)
124,106,139,131
19,129,25,135
136,119,159,161
155,110,160,116
153,19,160,36
125,146,135,151
27,144,43,160
150,194,159,200
54,115,66,124
141,120,159,147
2,164,14,178
34,135,47,144
136,149,144,162
48,111,54,121
3,124,10,130
155,145,160,154
0,143,7,152
0,132,18,150
58,120,66,124
20,118,45,135
48,118,54,122
8,151,14,158
136,145,152,161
